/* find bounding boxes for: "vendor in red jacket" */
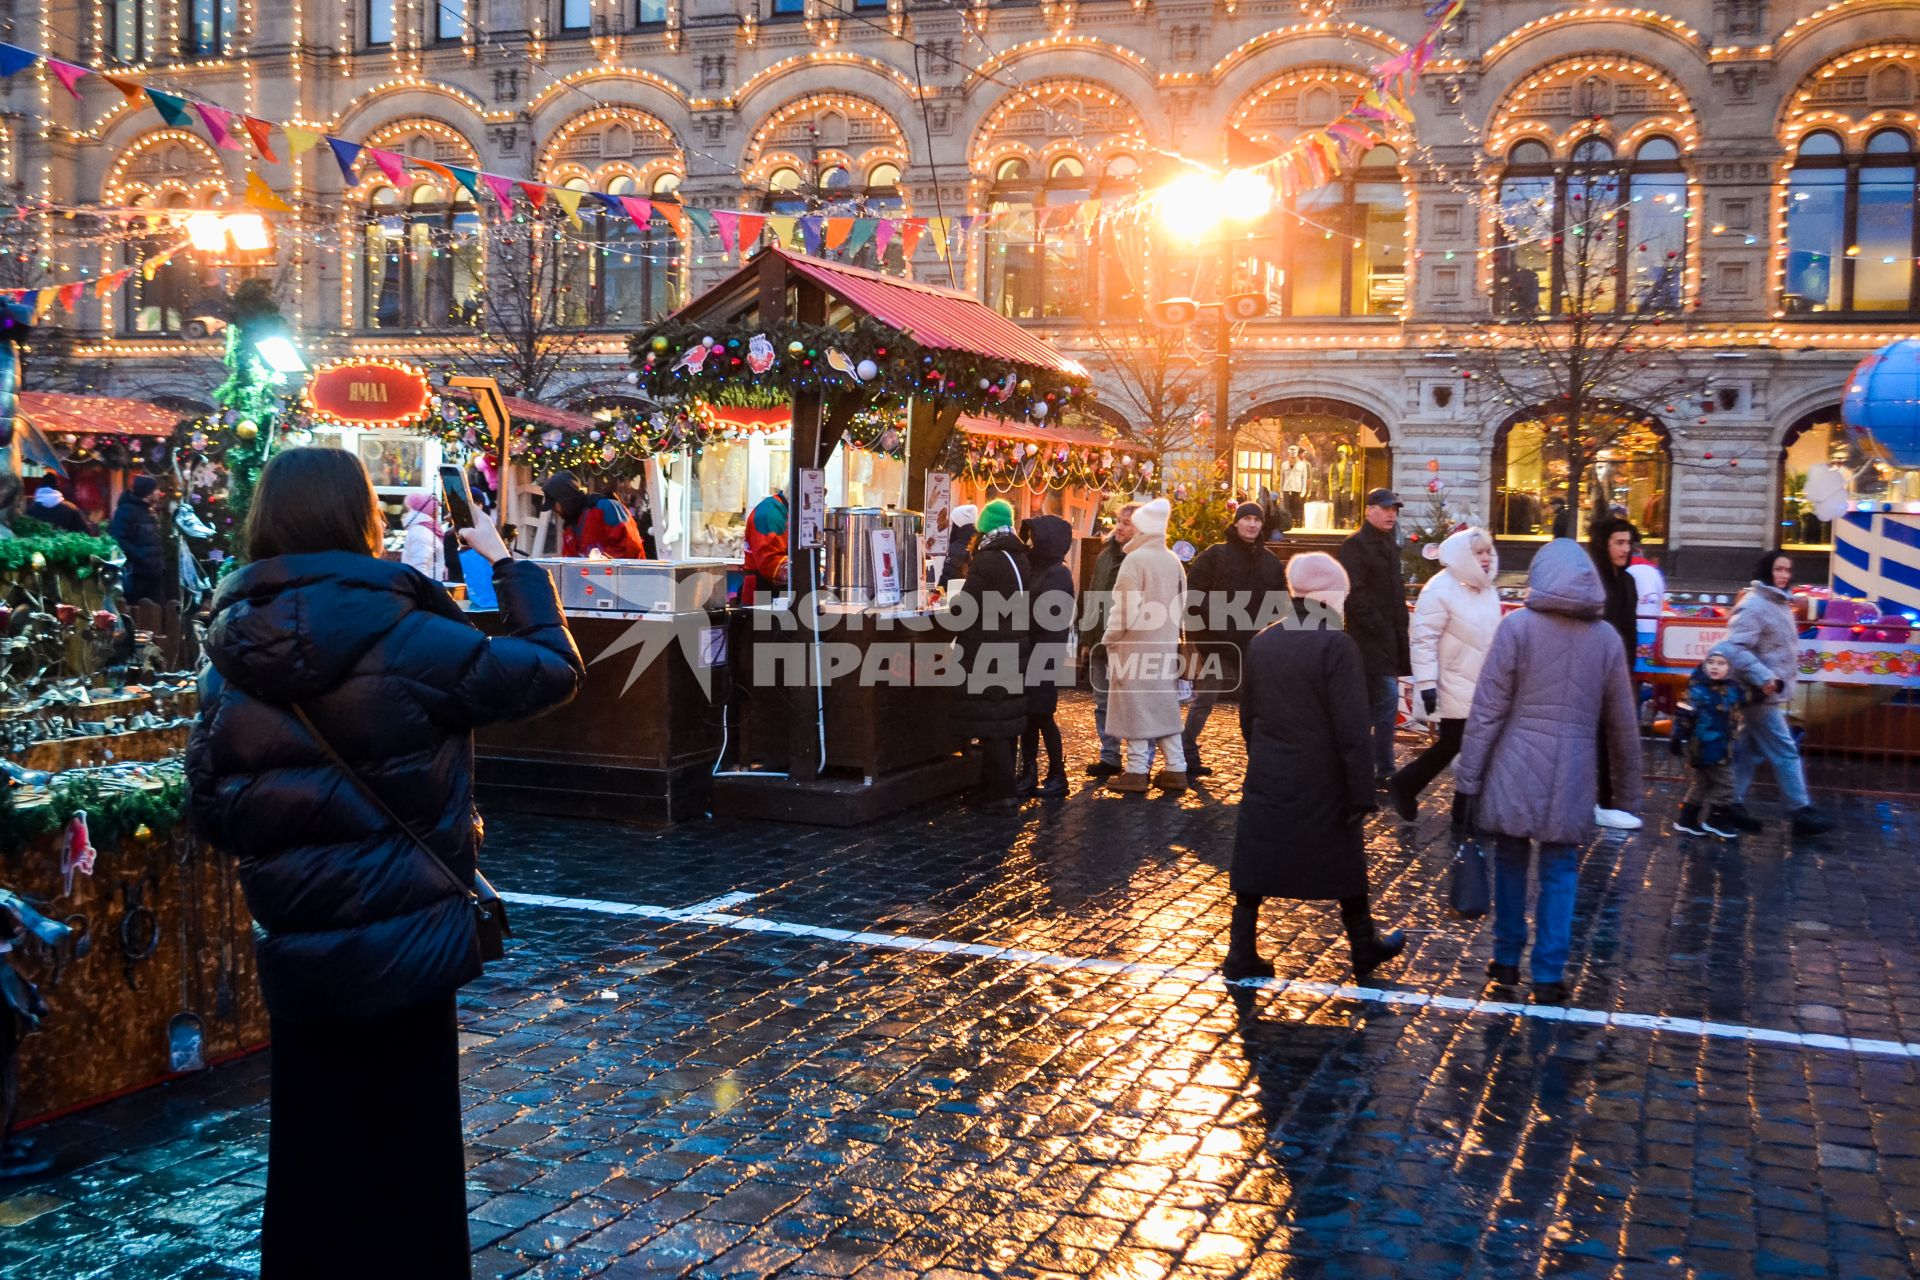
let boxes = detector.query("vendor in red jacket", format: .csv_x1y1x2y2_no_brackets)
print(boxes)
539,471,646,559
744,490,789,592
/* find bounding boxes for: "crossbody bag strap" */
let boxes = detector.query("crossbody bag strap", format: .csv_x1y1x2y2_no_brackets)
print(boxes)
290,703,473,903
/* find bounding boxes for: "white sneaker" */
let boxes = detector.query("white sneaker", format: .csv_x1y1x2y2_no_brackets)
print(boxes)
1594,806,1643,831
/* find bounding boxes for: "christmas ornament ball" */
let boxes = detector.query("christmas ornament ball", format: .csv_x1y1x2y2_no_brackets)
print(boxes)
788,340,804,355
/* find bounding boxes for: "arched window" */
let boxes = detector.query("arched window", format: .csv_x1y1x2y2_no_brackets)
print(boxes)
986,155,1089,319
1785,129,1918,315
765,167,807,216
1778,408,1851,548
1495,135,1686,317
361,182,483,331
1241,146,1406,318
1231,400,1391,533
1493,409,1671,542
559,173,683,327
120,192,207,335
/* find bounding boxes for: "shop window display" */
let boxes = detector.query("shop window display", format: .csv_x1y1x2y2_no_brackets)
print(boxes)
360,183,483,331
1785,129,1919,316
1230,406,1390,532
1494,411,1669,541
1238,147,1406,318
1779,410,1851,548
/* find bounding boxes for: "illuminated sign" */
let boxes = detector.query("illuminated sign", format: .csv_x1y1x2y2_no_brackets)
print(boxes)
303,359,432,428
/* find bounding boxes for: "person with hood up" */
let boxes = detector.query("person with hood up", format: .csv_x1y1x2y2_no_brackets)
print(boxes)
31,483,92,535
1101,497,1189,795
187,447,584,1278
1389,527,1500,825
1718,548,1834,836
743,489,790,593
1336,488,1410,782
401,491,446,580
1018,514,1076,799
108,475,166,606
940,503,977,590
1453,539,1642,1006
1181,501,1287,779
948,499,1032,808
1586,516,1644,830
539,470,646,560
1226,552,1405,981
1077,502,1137,778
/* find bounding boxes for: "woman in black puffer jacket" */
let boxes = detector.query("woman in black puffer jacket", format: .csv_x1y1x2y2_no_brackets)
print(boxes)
947,499,1031,808
187,448,582,1279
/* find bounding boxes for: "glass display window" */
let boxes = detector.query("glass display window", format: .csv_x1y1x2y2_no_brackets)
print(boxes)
1230,401,1390,533
1779,409,1850,548
1493,410,1670,541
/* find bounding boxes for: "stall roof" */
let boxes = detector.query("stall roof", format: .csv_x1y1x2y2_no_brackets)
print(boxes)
956,414,1128,449
441,387,596,432
681,246,1088,379
19,391,180,438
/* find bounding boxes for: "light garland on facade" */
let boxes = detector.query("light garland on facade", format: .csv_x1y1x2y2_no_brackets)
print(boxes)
1207,21,1408,82
1482,10,1703,66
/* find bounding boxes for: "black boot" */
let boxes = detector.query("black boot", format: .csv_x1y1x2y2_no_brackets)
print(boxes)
1015,741,1038,799
1341,896,1406,978
1723,803,1764,832
1036,768,1068,799
1674,802,1705,835
1790,806,1834,837
1222,896,1274,981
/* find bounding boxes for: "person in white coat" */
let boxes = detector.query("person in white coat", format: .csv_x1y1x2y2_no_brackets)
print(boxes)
1388,526,1500,826
401,492,445,580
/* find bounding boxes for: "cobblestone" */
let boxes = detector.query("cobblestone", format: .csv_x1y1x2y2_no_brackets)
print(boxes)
2,693,1917,1277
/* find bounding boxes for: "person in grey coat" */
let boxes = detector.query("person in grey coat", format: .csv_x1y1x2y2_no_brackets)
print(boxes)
1453,539,1643,1007
1225,553,1405,982
1719,548,1833,836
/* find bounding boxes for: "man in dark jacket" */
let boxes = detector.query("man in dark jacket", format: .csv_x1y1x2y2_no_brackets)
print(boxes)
1019,514,1076,798
1587,516,1643,829
108,475,166,606
1182,501,1287,778
948,499,1032,808
1077,502,1137,778
1336,487,1409,781
30,483,92,535
540,470,646,560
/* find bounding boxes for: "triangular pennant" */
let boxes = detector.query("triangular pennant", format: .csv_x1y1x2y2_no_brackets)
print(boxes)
483,173,518,213
823,217,854,252
873,219,897,258
102,74,146,107
953,214,977,246
195,102,244,151
799,216,824,256
447,165,483,202
768,216,797,249
843,219,877,260
519,181,548,209
242,116,278,163
927,217,951,259
147,89,193,128
284,124,321,156
898,219,925,259
95,269,131,298
552,185,585,226
654,203,687,236
732,213,766,249
368,147,408,185
142,241,184,280
245,169,293,212
618,196,653,232
711,209,739,254
57,281,83,313
32,288,56,321
416,158,454,184
1078,200,1101,234
0,44,36,78
46,59,89,100
684,206,717,242
325,136,363,183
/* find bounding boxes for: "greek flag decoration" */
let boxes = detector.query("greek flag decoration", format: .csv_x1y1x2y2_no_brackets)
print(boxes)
1832,511,1920,617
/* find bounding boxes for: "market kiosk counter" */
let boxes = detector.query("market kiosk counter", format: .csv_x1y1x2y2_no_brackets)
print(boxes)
470,558,732,824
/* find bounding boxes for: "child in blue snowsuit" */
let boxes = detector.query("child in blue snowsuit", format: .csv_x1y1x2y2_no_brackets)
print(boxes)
1674,644,1746,837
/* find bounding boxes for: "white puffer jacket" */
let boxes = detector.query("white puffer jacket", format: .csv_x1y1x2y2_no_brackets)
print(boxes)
1409,528,1502,720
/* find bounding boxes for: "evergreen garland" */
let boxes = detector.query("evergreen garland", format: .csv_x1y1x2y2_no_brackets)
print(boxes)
0,516,121,575
0,762,188,858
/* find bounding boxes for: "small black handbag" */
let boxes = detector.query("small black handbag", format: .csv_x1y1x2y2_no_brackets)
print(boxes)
293,706,510,962
1446,796,1491,919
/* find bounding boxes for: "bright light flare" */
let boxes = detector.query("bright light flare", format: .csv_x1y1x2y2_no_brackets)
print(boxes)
183,212,272,253
1156,169,1275,239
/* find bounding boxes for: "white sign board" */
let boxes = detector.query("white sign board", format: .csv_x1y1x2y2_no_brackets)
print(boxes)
926,471,953,556
868,527,903,606
795,467,826,550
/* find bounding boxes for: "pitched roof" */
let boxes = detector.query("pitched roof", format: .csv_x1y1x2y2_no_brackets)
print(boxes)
18,391,181,438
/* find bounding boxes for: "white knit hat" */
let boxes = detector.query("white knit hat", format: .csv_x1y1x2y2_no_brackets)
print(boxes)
950,503,978,527
1131,497,1170,537
1286,551,1351,610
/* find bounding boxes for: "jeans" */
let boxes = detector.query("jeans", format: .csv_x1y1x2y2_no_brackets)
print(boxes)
1091,649,1120,766
1491,836,1579,984
1123,735,1186,774
1182,686,1220,762
1367,675,1400,777
1732,701,1811,811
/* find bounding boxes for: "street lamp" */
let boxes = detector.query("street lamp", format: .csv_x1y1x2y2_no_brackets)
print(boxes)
1152,168,1276,459
253,334,307,376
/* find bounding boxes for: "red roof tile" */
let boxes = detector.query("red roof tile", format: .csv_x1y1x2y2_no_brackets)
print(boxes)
955,414,1122,449
18,391,180,438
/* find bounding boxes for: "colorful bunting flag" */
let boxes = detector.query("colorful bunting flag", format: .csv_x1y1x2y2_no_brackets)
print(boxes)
897,219,925,260
242,116,278,163
195,102,244,151
768,216,797,250
732,213,766,251
873,218,896,258
245,169,293,212
285,125,321,156
93,268,131,299
368,147,408,185
684,206,717,241
101,74,145,107
447,165,483,202
520,181,548,209
147,88,192,128
483,173,517,214
45,59,88,99
325,136,363,183
842,218,877,260
619,196,653,232
798,217,824,256
56,281,83,313
712,209,739,254
0,44,35,78
552,185,585,226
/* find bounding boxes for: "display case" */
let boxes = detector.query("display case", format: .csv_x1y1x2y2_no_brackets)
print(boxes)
532,557,730,616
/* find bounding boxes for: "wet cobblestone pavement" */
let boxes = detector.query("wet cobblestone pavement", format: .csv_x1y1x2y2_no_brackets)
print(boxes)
4,692,1918,1279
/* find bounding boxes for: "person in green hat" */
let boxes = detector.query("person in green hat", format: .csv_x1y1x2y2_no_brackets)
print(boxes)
947,498,1033,809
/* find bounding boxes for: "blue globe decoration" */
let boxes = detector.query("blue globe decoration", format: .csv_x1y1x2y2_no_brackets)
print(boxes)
1842,339,1920,468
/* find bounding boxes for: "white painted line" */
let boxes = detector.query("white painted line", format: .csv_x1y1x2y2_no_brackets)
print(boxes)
497,891,1918,1062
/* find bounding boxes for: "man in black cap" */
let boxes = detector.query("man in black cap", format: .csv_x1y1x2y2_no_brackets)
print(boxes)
1182,500,1286,778
1337,487,1410,782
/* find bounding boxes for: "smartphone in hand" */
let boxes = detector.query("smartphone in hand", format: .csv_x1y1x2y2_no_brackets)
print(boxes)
440,464,477,530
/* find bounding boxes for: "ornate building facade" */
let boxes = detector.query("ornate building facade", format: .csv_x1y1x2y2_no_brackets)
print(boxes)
4,0,1919,576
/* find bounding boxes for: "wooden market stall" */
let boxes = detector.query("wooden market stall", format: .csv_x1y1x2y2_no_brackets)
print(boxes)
17,391,179,527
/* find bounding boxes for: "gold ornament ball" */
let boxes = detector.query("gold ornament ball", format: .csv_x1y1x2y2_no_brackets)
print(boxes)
29,552,45,569
787,340,805,356
134,823,153,840
235,421,259,440
1017,379,1032,394
650,335,669,351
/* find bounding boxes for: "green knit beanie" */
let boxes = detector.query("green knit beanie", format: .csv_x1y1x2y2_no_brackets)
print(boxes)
977,499,1015,534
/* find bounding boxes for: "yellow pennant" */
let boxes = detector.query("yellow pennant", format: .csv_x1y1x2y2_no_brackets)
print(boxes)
245,170,293,212
552,185,585,226
768,215,797,248
284,125,321,156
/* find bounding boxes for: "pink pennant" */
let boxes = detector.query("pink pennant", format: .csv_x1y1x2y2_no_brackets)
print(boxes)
57,281,84,312
46,59,89,99
369,147,409,185
873,218,897,258
195,102,244,151
711,209,738,254
483,172,518,213
619,196,653,232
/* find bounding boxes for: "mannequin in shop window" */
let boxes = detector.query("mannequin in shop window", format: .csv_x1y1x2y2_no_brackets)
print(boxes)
1280,446,1311,526
1331,444,1358,529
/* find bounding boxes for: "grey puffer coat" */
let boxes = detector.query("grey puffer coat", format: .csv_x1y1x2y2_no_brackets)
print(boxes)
1720,580,1800,705
1453,539,1643,846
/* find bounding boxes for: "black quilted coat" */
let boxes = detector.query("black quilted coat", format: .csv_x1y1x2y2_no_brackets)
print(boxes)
187,552,583,1023
947,528,1032,740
